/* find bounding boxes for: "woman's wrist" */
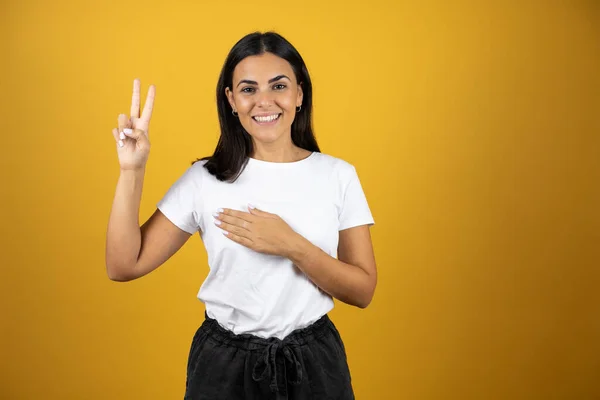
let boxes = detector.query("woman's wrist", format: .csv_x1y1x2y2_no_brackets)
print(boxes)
120,166,146,176
284,232,317,265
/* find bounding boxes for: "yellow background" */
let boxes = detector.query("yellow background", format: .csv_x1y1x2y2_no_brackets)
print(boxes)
1,0,599,399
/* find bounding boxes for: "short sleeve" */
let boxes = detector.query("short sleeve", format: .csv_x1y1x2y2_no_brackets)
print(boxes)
338,165,375,231
156,164,202,234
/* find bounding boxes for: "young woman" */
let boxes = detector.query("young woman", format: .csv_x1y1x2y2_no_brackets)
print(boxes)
106,31,377,400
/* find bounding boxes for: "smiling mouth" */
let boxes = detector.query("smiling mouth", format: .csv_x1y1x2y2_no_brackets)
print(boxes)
252,113,281,124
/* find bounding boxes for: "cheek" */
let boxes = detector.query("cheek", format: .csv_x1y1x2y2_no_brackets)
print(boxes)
236,97,253,112
277,93,297,111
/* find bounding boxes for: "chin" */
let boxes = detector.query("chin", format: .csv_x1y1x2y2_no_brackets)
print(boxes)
249,131,285,143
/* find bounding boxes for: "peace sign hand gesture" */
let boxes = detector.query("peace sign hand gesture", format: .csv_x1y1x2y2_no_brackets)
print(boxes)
112,79,155,171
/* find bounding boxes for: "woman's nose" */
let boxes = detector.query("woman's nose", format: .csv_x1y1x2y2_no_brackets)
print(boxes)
256,91,274,107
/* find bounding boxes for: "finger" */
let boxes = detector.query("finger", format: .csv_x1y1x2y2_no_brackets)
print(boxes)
112,128,124,148
140,84,155,123
221,208,255,223
117,114,132,140
248,205,272,217
131,79,140,118
222,230,254,249
214,216,250,236
215,213,251,231
215,220,242,237
118,113,131,131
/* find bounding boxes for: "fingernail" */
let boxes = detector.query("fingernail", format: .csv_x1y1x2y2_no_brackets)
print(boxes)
123,128,133,134
212,212,220,218
248,204,255,209
214,220,221,225
217,208,224,213
119,132,125,140
118,140,124,147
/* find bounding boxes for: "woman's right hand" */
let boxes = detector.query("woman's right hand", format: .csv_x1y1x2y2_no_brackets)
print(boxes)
112,79,155,171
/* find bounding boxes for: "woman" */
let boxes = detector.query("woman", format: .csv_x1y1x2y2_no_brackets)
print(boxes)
106,31,377,400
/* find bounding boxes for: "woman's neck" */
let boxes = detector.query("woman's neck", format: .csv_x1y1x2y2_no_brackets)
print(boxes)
250,144,311,163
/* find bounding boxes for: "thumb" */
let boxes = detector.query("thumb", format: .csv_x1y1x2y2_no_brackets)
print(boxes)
248,204,271,217
123,128,147,141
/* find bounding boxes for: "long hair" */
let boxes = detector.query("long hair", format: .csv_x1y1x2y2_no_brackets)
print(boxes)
196,31,320,182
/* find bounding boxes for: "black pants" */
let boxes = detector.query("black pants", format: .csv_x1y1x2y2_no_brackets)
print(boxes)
184,312,355,399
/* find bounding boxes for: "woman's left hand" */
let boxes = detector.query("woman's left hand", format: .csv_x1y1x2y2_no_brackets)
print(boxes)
213,205,300,257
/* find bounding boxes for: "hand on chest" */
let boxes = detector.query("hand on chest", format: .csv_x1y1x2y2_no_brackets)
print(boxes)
200,182,340,254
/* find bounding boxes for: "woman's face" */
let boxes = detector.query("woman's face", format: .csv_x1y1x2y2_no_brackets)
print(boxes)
226,52,303,146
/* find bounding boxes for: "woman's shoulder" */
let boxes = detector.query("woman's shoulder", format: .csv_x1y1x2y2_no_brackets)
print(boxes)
180,157,212,177
190,158,210,170
311,151,358,173
166,158,211,186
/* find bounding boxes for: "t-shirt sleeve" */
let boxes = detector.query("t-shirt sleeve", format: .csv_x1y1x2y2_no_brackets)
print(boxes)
338,165,375,231
156,164,202,234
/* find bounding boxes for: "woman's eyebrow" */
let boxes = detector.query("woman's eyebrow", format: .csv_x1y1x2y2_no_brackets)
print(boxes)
236,75,291,88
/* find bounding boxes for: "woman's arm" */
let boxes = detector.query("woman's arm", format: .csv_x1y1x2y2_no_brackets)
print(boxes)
286,225,377,308
105,166,193,282
214,207,377,307
105,80,193,282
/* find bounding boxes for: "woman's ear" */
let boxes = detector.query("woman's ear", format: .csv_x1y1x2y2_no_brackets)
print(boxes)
297,82,303,107
225,87,236,111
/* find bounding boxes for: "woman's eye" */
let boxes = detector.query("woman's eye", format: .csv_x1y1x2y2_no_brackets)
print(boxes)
241,87,255,93
273,84,286,90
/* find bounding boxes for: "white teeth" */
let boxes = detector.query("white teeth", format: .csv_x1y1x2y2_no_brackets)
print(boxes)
254,114,279,122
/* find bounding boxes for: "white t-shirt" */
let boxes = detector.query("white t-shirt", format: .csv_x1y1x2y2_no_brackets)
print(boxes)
156,151,374,339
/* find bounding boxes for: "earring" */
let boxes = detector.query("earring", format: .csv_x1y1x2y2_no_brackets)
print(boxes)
296,105,302,113
232,109,238,117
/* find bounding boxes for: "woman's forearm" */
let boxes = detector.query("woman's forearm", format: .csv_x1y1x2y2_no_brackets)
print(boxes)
105,168,145,277
285,235,376,308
